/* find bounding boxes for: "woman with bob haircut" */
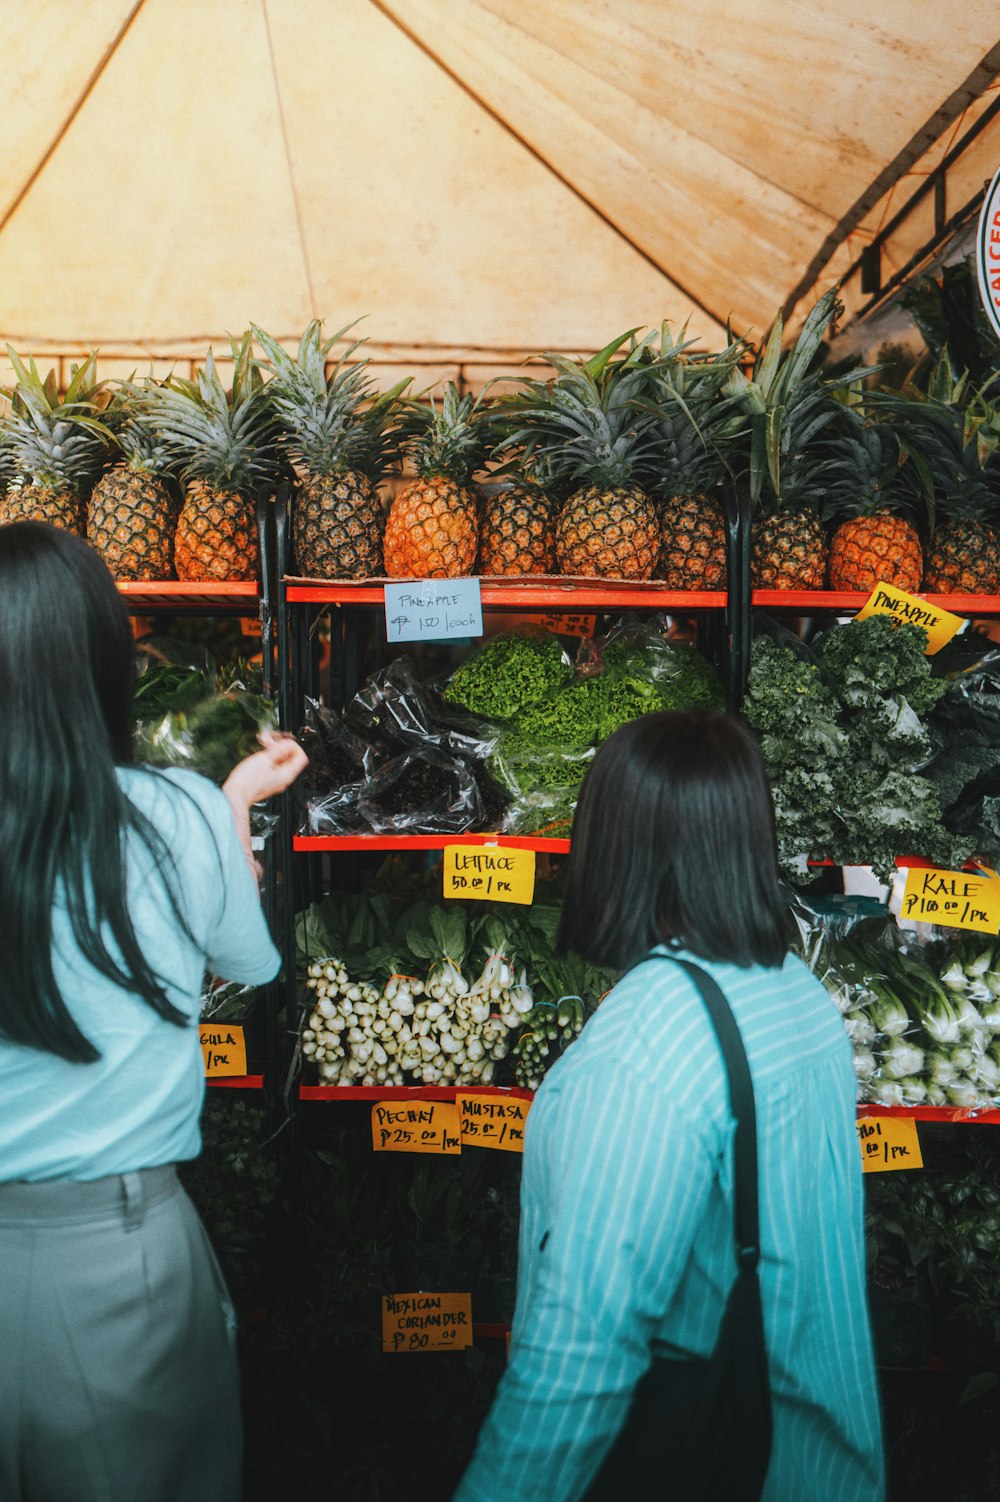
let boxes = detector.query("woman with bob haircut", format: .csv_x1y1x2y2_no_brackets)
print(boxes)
0,521,307,1502
455,709,884,1502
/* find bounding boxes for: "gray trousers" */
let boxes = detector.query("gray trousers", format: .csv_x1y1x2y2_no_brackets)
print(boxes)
0,1165,242,1502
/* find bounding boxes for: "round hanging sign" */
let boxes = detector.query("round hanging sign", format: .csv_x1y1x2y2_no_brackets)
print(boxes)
977,166,1000,341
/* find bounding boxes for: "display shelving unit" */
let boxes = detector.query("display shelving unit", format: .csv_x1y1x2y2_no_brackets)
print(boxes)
754,581,1000,1127
274,485,747,1103
121,493,282,1103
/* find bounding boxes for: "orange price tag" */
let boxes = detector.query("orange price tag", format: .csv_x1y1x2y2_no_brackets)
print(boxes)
382,1292,473,1352
371,1100,461,1154
457,1092,531,1152
199,1023,247,1078
857,1116,923,1173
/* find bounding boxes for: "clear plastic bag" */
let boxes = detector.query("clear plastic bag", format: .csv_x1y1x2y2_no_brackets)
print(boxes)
358,745,483,834
489,742,595,836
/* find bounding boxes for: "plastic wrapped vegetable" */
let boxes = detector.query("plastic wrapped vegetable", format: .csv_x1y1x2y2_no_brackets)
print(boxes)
443,630,573,721
358,746,483,835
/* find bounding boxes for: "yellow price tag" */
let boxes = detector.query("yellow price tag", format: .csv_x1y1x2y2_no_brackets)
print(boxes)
857,1115,923,1172
199,1023,247,1078
900,866,1000,934
371,1100,461,1154
382,1292,473,1352
442,845,535,905
855,583,964,654
457,1092,531,1152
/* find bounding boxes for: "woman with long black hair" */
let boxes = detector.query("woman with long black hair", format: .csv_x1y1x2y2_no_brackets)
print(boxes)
0,521,307,1502
454,710,884,1502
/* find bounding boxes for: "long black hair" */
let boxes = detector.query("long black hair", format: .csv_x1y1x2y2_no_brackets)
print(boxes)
558,709,789,972
0,521,189,1062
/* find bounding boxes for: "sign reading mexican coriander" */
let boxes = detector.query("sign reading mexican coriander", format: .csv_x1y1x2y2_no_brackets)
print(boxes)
977,166,1000,342
384,579,483,642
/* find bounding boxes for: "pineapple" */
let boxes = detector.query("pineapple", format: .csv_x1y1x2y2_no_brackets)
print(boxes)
252,321,407,579
478,479,556,575
383,384,485,578
727,290,865,590
924,505,1000,594
496,333,661,580
87,381,177,579
886,353,1000,595
823,406,923,591
149,335,278,582
647,323,747,589
0,349,112,536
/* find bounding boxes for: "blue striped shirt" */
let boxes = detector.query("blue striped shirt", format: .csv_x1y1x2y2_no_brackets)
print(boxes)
454,947,884,1502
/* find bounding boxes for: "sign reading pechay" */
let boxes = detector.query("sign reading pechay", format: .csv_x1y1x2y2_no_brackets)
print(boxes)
384,579,483,643
382,1292,473,1352
443,845,535,905
199,1023,247,1078
532,611,597,639
857,1116,923,1173
976,165,1000,343
457,1092,531,1152
371,1100,461,1154
900,866,1000,935
855,583,964,654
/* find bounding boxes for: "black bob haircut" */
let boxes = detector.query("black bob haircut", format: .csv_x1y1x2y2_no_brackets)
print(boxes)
558,709,789,973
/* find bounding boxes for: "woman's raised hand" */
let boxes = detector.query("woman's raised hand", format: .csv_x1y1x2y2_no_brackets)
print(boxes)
223,730,309,806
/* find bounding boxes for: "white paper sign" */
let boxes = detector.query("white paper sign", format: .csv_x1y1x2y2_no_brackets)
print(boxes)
384,579,483,642
977,166,1000,342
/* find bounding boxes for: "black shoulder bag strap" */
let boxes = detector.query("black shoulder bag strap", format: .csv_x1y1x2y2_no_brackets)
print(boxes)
584,953,773,1502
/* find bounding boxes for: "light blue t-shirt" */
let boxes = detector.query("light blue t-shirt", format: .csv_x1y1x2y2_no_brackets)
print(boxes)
0,767,280,1182
455,946,884,1502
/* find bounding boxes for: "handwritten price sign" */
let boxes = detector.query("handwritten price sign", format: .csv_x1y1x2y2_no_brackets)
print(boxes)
384,579,483,643
443,845,535,905
856,583,964,655
382,1292,473,1353
371,1100,461,1154
457,1092,531,1152
199,1024,247,1078
857,1116,923,1173
900,866,1000,935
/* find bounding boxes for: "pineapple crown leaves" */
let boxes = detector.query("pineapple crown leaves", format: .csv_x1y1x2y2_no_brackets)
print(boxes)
627,334,752,498
400,382,494,484
149,335,281,493
495,330,665,494
867,369,1000,531
723,290,878,511
251,319,409,483
101,376,178,475
1,347,115,492
817,402,924,526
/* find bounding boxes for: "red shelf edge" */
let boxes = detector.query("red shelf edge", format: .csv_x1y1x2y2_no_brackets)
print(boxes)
294,833,571,853
858,1103,1000,1124
752,588,1000,614
299,1083,534,1101
207,1074,265,1089
284,579,725,609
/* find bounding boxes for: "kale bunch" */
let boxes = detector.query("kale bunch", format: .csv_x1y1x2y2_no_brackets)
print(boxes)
744,619,973,883
443,631,572,721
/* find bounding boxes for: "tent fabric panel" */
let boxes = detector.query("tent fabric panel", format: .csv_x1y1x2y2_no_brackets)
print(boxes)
377,0,836,334
260,0,727,350
0,0,313,343
470,0,997,220
1,0,140,228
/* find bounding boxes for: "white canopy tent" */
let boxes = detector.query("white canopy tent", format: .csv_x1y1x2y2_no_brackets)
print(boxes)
1,0,999,388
